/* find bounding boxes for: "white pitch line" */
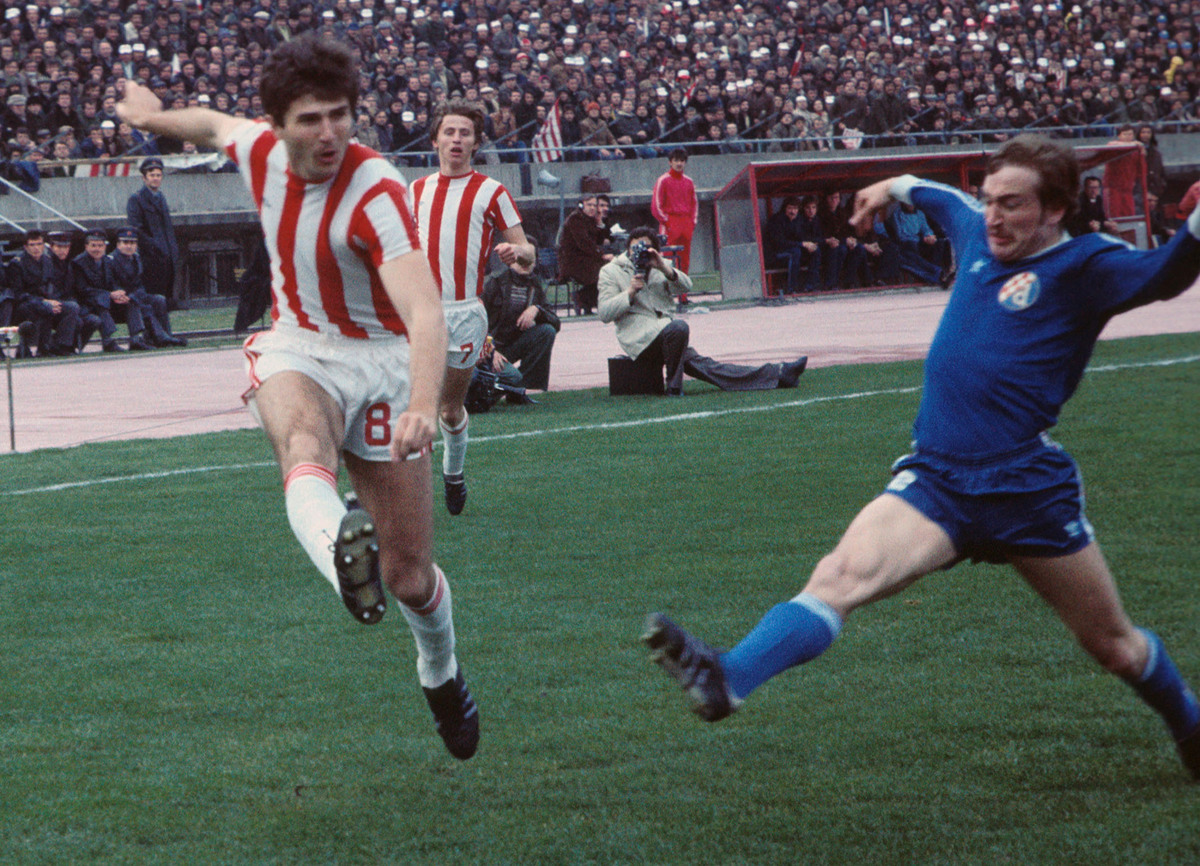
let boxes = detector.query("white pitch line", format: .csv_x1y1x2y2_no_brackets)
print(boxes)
467,385,923,445
5,461,278,495
1086,353,1200,372
5,353,1197,497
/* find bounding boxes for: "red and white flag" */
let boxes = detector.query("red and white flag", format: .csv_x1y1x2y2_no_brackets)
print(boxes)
532,99,563,163
72,152,226,176
790,47,804,78
74,161,133,177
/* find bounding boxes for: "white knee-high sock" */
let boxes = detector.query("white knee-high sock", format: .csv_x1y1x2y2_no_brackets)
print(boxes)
400,566,458,688
283,463,345,591
440,413,469,477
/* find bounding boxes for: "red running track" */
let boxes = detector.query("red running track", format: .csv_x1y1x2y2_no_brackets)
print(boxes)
3,286,1198,454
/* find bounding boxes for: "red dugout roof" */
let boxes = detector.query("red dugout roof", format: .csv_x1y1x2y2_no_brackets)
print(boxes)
716,144,1145,202
714,144,1148,301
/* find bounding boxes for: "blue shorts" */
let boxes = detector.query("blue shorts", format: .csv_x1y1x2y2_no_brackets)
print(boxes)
883,434,1095,564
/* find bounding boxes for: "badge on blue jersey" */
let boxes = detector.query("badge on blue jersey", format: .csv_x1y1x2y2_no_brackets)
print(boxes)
997,272,1041,311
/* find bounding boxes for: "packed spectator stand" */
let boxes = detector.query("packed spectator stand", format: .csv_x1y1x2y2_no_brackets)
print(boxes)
1,0,1198,177
2,0,1198,313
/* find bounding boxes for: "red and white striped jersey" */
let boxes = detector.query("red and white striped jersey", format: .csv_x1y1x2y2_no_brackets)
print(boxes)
409,170,522,302
224,121,421,339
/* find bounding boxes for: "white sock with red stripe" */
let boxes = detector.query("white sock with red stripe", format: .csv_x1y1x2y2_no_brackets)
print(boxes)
400,566,458,688
283,462,345,591
440,413,469,477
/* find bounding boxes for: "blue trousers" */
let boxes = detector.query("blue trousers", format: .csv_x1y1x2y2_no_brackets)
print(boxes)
24,297,81,355
775,245,822,293
823,243,869,289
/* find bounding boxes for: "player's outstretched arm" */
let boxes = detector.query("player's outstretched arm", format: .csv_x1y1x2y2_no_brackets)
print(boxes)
117,80,247,152
850,178,899,234
377,251,448,461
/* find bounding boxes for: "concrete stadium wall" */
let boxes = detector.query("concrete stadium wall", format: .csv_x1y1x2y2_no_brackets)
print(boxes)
5,131,1198,301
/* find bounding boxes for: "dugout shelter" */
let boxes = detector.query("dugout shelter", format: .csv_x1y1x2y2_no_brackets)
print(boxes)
714,144,1149,301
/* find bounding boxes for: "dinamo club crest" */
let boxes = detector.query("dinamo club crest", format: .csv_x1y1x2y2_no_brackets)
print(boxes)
998,272,1040,311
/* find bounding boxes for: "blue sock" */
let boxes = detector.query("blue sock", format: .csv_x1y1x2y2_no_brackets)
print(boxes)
1131,628,1200,742
720,594,842,701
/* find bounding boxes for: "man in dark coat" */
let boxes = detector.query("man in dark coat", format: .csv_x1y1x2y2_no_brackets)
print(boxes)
7,230,82,356
126,156,181,304
764,196,823,293
71,229,153,351
47,232,101,351
109,227,187,347
818,191,867,289
1070,176,1119,235
0,242,15,345
557,194,610,315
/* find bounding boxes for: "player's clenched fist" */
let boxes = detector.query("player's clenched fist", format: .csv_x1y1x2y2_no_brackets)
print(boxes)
391,411,437,461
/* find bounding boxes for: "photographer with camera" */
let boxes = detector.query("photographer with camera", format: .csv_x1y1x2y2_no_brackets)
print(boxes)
598,228,808,397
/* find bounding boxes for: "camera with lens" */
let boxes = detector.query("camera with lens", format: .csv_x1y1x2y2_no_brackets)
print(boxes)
630,232,685,278
629,237,656,277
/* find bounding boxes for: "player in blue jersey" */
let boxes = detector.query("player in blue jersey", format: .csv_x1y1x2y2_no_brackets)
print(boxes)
642,135,1200,780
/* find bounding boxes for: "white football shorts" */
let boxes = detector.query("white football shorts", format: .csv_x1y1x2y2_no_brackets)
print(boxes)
242,327,413,462
443,298,488,369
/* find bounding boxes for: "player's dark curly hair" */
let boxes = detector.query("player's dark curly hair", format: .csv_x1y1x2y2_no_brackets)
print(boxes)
259,34,358,126
987,134,1080,223
429,99,487,154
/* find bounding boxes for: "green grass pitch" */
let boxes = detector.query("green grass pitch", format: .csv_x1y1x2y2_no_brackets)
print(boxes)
1,333,1197,864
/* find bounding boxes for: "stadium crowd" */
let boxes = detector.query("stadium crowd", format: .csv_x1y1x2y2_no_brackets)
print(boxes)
0,0,1198,172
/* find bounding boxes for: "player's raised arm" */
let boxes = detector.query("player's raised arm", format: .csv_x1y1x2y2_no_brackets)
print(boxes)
117,80,247,152
376,250,448,461
850,178,899,234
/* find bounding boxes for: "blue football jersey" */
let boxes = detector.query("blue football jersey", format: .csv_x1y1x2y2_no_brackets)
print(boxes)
898,179,1200,457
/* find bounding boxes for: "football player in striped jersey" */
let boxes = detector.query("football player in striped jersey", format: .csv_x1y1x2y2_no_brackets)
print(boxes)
410,99,535,515
119,36,480,760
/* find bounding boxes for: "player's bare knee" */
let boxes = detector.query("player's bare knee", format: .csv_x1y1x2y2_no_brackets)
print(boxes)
279,430,328,467
439,402,465,428
1081,632,1145,680
379,552,434,605
805,549,873,614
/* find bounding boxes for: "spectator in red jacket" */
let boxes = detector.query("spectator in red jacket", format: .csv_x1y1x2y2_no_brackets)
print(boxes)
650,148,698,307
